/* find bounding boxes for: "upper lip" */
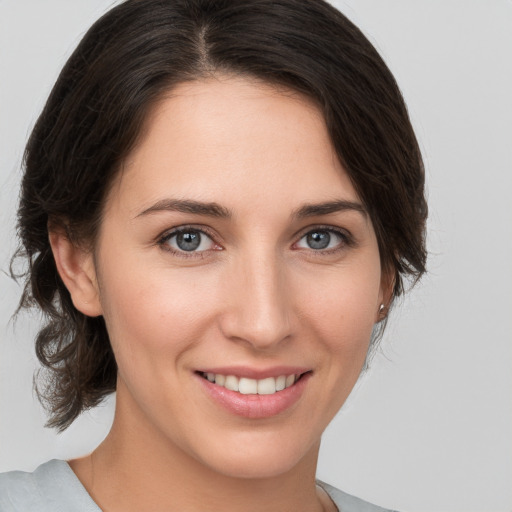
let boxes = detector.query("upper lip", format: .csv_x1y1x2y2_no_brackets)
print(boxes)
196,366,311,380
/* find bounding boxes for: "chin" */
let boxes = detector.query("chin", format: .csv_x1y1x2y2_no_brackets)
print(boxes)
188,429,319,480
204,452,305,480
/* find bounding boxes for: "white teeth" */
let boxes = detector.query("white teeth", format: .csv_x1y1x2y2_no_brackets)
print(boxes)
239,378,258,395
204,372,301,395
257,377,276,395
224,375,239,392
285,374,295,388
275,375,286,391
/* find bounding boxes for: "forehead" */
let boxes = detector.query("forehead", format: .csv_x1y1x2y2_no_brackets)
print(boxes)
109,76,360,215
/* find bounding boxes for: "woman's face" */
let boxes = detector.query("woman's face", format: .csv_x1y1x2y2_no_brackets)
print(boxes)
91,76,386,478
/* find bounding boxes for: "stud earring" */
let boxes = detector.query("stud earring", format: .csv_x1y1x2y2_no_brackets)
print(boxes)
379,304,386,316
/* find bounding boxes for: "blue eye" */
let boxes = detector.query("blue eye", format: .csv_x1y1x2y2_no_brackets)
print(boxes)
163,229,215,253
296,229,346,251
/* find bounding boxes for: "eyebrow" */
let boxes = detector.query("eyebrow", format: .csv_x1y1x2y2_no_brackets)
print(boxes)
136,199,232,219
136,198,366,221
293,200,367,219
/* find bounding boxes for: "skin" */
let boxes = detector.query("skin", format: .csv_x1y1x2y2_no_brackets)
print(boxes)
51,75,391,512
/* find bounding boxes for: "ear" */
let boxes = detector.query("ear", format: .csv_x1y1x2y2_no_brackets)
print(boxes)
49,229,103,317
376,266,396,322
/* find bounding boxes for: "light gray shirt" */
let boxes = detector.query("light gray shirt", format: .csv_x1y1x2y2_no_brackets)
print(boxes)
0,460,396,512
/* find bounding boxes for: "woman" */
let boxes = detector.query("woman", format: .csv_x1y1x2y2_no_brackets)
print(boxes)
0,0,426,510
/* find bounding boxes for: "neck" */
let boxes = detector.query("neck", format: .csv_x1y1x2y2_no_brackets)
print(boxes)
70,390,327,512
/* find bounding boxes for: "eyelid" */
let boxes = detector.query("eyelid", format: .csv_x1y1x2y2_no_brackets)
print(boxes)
155,223,354,257
157,224,222,256
292,224,354,251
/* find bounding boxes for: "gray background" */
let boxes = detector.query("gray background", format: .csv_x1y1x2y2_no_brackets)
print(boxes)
1,1,511,511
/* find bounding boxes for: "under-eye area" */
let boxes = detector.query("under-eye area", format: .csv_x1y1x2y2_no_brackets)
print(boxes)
198,371,312,395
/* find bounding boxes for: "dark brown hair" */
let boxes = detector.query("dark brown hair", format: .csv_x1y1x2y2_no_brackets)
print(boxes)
14,0,427,430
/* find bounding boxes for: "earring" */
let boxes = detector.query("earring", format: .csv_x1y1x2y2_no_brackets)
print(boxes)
379,304,386,316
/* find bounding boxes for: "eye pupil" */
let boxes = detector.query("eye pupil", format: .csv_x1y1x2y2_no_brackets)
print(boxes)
176,231,201,251
307,231,330,249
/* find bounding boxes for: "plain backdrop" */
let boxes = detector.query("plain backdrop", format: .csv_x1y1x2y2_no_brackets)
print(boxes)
1,1,511,511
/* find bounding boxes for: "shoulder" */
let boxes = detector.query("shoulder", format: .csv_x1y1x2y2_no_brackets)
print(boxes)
0,460,100,512
318,480,399,512
0,464,42,512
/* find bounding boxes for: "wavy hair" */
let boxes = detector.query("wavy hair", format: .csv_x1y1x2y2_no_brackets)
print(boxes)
13,0,427,430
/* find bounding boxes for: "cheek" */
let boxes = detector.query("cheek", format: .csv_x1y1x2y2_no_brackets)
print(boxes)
97,255,221,370
297,261,381,355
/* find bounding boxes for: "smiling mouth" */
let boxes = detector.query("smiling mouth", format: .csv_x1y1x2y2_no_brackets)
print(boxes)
198,372,309,395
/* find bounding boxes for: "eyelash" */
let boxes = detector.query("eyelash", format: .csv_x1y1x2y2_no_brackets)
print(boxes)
157,225,219,259
293,225,354,255
156,224,354,258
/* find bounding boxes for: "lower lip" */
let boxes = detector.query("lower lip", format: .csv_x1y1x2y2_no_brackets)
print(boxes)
196,373,311,419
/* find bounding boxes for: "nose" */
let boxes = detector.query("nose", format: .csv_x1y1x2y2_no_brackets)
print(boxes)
219,250,294,351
